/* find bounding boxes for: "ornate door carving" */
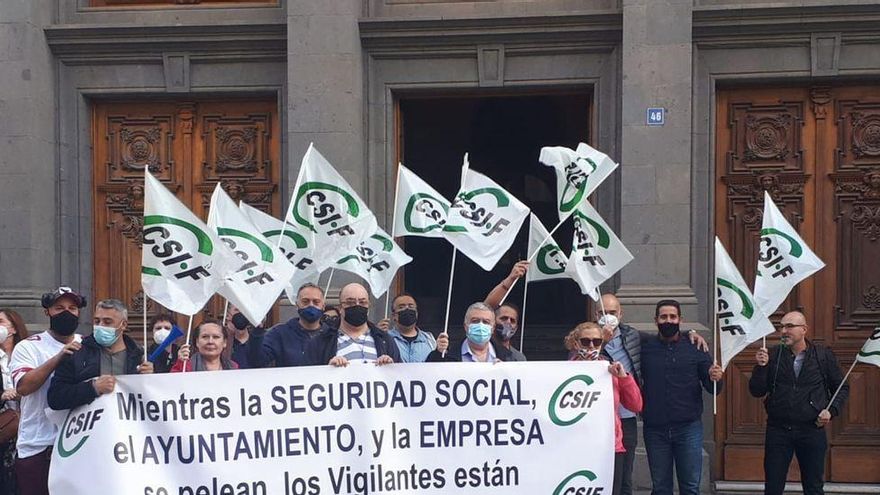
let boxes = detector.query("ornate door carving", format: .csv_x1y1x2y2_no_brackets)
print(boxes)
92,100,280,341
715,86,880,483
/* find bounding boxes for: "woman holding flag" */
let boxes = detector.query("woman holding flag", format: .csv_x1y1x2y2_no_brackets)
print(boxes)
171,321,239,372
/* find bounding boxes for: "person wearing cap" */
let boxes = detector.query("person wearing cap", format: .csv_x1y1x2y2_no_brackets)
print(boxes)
47,298,153,411
9,287,86,495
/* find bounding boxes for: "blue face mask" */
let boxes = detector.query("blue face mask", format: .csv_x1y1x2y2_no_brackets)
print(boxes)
298,306,324,323
93,325,120,347
467,322,492,345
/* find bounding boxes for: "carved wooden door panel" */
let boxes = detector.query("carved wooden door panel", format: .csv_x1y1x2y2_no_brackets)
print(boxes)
715,86,880,483
92,100,280,342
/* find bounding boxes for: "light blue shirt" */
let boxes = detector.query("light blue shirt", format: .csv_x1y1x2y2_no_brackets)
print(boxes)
389,328,436,363
461,341,497,362
604,328,637,419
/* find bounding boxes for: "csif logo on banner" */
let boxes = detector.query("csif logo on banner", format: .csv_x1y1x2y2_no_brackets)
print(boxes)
757,228,802,279
548,375,602,427
218,228,276,285
716,278,754,336
451,188,513,237
537,244,567,275
142,216,215,281
338,234,394,272
57,408,105,458
560,157,597,213
553,470,605,495
264,229,314,271
572,212,611,266
293,182,361,237
403,193,466,234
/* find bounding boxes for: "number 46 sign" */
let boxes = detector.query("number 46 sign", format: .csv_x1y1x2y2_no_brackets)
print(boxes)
646,107,665,126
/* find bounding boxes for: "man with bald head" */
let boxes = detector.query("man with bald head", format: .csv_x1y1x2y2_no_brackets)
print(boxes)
749,310,849,495
305,283,400,366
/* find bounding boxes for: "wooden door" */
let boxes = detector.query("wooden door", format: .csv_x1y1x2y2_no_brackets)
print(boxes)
715,85,880,483
92,99,280,343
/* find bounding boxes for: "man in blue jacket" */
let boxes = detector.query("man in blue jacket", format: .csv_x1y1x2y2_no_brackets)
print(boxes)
247,283,329,367
640,299,723,495
378,293,436,363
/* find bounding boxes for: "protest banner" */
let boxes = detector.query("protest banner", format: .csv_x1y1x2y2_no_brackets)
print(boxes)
49,362,614,495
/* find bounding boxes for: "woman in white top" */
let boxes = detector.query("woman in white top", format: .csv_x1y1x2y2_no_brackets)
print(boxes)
0,308,28,495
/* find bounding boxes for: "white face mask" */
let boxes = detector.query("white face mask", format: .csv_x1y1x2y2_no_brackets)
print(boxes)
0,326,8,345
598,314,619,331
153,328,171,345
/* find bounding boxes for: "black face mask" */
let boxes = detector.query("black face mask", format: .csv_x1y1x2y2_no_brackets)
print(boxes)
231,313,251,331
397,309,418,327
343,305,369,327
658,322,680,338
322,316,340,330
50,310,79,336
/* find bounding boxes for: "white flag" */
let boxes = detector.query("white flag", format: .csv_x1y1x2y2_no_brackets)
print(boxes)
141,171,237,316
239,202,320,303
206,185,295,325
716,237,776,370
564,200,633,300
444,156,530,271
753,191,825,317
526,213,568,283
856,327,880,368
284,144,379,272
392,164,460,238
540,143,619,223
334,227,412,298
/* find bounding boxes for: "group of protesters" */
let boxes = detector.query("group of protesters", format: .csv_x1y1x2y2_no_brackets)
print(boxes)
2,259,849,495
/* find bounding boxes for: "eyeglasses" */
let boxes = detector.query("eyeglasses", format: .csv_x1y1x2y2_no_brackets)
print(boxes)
778,323,805,330
341,298,369,307
579,338,604,347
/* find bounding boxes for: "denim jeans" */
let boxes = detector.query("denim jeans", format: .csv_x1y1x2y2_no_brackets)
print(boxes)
763,424,827,495
613,416,638,495
643,419,703,495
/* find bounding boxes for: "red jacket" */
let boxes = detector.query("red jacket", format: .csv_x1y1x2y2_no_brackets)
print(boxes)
612,374,643,453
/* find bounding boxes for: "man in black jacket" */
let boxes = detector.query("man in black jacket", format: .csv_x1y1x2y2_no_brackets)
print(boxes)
305,283,400,366
749,310,849,495
48,299,153,410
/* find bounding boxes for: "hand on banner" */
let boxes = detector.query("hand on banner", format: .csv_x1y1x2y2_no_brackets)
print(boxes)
178,344,191,361
756,347,769,366
436,333,449,354
58,341,82,357
709,363,723,382
377,318,392,332
1,388,18,402
815,409,831,428
688,330,709,352
137,361,154,374
375,355,394,366
329,356,349,367
608,361,628,378
92,375,116,396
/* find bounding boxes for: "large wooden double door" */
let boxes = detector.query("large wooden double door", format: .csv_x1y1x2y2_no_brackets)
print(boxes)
715,85,880,483
92,99,280,337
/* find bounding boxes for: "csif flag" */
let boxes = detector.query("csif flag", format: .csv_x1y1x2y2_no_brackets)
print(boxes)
444,155,530,271
539,143,619,223
239,202,320,304
716,237,775,370
141,170,237,315
284,144,379,272
856,327,880,368
753,191,825,317
526,213,569,283
334,227,412,298
207,185,295,325
564,200,633,300
392,164,460,238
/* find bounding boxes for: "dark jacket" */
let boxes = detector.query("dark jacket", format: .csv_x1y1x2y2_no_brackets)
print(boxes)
426,340,513,362
640,333,722,428
48,334,144,410
749,341,848,427
304,324,401,366
601,323,642,384
247,318,327,368
147,343,179,374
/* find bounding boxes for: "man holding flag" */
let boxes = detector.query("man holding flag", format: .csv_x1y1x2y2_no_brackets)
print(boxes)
749,311,849,495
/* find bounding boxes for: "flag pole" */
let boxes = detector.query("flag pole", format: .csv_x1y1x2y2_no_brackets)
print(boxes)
143,292,149,361
499,217,567,305
386,163,402,321
441,247,458,358
182,315,194,374
713,277,719,415
324,268,335,296
828,359,857,407
519,274,529,351
221,299,229,326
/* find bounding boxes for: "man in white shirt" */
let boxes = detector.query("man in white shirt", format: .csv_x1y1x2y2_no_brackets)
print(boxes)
10,287,84,495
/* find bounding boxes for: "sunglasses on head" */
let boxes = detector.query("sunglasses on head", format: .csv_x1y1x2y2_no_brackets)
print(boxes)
579,338,603,347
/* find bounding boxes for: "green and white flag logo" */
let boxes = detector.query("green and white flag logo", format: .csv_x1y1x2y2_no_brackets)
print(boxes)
141,170,237,315
240,202,320,304
207,185,295,325
444,155,530,271
527,213,568,282
284,144,378,271
564,200,632,300
540,143,619,223
393,164,465,238
335,227,412,298
856,327,880,368
753,191,824,317
716,237,775,370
